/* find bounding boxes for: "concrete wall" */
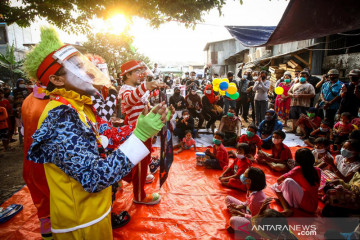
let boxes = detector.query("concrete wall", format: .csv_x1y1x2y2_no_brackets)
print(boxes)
205,39,246,65
323,52,360,77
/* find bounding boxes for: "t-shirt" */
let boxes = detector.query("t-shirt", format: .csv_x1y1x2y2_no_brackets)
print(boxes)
271,143,292,162
305,116,322,129
288,82,315,107
321,80,343,109
229,157,252,176
0,107,8,129
335,155,360,177
220,116,241,133
182,137,195,148
238,134,262,148
245,190,268,218
282,166,321,213
334,121,354,136
311,150,333,165
213,143,229,169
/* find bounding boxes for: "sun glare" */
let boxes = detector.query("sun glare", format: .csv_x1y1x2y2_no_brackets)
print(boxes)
92,14,128,35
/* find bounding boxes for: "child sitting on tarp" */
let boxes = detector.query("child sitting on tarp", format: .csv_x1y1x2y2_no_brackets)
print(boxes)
173,130,196,154
204,131,229,170
237,125,262,160
333,112,354,151
312,137,333,168
304,120,332,148
256,130,292,172
225,167,268,232
297,107,321,140
219,143,252,191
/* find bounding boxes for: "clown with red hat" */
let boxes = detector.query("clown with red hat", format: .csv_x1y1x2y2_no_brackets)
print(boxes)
24,26,169,239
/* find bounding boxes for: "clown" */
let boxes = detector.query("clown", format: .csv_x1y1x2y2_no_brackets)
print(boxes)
25,26,168,239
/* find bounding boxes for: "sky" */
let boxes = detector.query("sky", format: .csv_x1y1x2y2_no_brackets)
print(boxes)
30,0,289,65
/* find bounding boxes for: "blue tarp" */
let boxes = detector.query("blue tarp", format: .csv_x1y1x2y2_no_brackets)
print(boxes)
225,26,276,47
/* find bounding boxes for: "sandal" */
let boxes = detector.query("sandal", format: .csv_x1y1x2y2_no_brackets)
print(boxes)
111,211,130,229
0,204,23,223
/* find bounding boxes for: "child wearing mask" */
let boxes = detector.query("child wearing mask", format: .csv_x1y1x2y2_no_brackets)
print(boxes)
312,137,333,168
219,143,252,191
257,110,283,149
257,130,292,172
324,139,360,182
304,120,333,147
272,148,321,216
297,107,322,140
238,125,262,159
204,131,229,170
333,112,354,151
225,167,268,232
173,130,196,154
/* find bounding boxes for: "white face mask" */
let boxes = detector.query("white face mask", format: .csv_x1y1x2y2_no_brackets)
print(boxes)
315,148,326,154
206,90,211,94
272,138,282,144
237,154,245,159
19,84,26,88
253,76,258,80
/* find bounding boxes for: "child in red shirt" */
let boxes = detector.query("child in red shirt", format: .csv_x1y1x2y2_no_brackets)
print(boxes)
257,130,292,172
271,148,321,216
219,143,252,191
204,131,229,170
333,112,354,151
173,130,196,154
0,106,9,151
238,125,262,159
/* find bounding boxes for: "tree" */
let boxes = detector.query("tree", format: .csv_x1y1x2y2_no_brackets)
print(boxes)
0,0,228,33
0,44,24,86
82,32,151,75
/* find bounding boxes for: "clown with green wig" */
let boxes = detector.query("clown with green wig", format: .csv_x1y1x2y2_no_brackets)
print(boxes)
24,26,169,239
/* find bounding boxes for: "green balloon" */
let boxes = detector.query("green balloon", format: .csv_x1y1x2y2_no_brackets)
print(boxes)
229,92,239,100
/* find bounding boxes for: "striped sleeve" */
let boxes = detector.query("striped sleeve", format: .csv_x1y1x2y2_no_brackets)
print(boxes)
121,82,147,106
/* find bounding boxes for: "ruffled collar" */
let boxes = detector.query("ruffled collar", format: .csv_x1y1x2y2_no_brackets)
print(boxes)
46,88,93,105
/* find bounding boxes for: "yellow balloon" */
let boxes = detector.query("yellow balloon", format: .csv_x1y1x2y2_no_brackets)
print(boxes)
213,86,219,92
213,78,221,86
222,78,229,83
219,90,226,96
227,85,237,95
274,86,284,95
229,82,237,87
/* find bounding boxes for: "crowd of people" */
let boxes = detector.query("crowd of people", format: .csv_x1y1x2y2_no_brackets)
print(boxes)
2,41,360,238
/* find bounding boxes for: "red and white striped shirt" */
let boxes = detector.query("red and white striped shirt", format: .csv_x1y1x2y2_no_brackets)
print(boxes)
118,82,150,125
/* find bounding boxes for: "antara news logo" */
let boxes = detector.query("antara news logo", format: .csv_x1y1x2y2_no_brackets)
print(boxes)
237,222,317,236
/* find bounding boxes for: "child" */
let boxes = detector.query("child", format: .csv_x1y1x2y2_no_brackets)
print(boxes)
256,130,292,172
0,106,9,151
297,107,322,139
271,148,321,216
312,137,333,168
225,167,268,232
304,120,333,147
204,131,229,170
238,125,262,158
333,112,354,151
219,143,252,191
173,130,196,154
324,139,360,182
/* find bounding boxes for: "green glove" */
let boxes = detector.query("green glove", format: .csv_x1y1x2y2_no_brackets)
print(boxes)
133,110,165,142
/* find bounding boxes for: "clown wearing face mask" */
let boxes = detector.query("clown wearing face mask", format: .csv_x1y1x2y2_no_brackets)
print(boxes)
25,27,169,240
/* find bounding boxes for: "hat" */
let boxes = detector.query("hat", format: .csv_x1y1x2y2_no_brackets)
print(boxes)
307,107,317,113
327,69,339,75
300,70,310,76
284,71,292,77
349,69,360,76
120,60,144,76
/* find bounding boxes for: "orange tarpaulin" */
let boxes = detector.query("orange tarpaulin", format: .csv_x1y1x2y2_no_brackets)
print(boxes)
0,147,324,240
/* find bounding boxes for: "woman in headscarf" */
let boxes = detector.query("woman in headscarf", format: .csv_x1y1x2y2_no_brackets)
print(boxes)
202,84,222,132
275,72,293,127
185,87,204,136
169,87,186,129
257,110,283,149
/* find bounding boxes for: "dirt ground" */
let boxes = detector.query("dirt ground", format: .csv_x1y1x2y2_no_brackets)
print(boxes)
0,137,25,204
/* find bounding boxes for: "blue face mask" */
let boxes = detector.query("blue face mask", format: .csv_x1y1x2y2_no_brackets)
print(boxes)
320,127,329,132
240,174,248,184
299,77,306,83
341,148,355,158
213,138,221,145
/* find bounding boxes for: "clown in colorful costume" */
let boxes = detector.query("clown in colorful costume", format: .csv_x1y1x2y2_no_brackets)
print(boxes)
118,60,168,205
25,27,168,239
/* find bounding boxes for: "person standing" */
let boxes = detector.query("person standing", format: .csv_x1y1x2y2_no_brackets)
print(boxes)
253,71,270,126
275,72,293,126
320,69,342,126
237,70,251,122
223,71,237,115
338,69,360,118
170,87,186,129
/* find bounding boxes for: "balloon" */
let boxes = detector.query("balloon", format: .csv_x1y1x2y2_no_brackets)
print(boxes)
219,81,229,91
227,85,237,95
274,87,284,95
229,82,237,87
219,90,226,96
212,78,221,86
213,86,219,92
229,92,239,100
225,92,229,97
222,78,229,83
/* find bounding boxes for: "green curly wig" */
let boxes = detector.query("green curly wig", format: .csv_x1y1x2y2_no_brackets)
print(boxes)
23,26,63,80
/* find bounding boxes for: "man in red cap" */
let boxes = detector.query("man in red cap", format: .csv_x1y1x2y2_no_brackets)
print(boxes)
119,60,167,205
